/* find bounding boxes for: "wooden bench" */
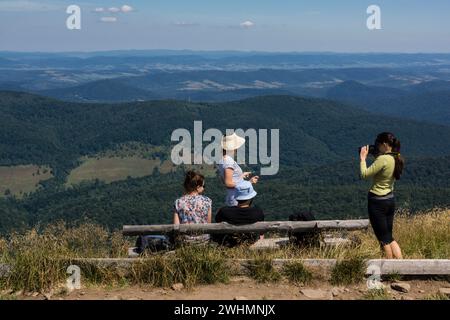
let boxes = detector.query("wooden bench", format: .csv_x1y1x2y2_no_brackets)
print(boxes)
123,219,370,255
122,219,370,236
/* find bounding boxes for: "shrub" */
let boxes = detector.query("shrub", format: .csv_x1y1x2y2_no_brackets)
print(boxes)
330,257,366,286
131,245,229,288
247,256,281,283
0,229,69,292
282,261,313,285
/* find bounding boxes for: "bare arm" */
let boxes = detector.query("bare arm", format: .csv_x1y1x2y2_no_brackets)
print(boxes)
223,168,236,188
207,207,212,223
173,212,180,224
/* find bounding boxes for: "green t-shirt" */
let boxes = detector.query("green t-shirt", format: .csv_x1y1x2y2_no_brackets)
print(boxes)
360,154,395,196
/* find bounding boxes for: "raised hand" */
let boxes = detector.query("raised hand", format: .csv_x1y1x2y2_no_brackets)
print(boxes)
250,176,259,184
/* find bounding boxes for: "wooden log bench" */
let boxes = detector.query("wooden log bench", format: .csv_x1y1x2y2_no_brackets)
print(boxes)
123,219,370,254
122,219,371,236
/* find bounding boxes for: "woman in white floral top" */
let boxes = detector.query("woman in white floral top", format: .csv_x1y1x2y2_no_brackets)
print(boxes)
173,171,212,241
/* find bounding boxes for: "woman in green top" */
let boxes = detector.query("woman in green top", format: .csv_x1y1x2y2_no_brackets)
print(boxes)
360,132,405,259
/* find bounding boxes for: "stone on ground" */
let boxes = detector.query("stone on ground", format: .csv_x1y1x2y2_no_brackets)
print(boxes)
171,283,184,291
300,289,333,300
391,282,410,293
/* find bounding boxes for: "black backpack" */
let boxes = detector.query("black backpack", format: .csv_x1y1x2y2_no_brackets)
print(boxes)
135,235,172,254
289,211,316,222
289,211,319,245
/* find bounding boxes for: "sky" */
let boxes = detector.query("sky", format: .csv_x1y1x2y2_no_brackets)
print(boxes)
0,0,450,52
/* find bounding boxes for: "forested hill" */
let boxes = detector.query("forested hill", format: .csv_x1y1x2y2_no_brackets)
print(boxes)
327,81,450,126
0,91,449,233
1,90,450,172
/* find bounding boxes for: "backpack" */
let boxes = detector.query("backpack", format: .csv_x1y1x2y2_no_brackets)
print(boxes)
289,211,316,222
289,211,318,245
134,235,172,254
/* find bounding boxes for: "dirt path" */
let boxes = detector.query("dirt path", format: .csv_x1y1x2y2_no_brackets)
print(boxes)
13,277,449,300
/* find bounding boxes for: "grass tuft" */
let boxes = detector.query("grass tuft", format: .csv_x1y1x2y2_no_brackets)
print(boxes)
330,256,366,286
382,272,403,282
282,261,313,285
131,245,230,288
0,229,69,292
363,288,392,300
424,292,449,300
247,256,281,283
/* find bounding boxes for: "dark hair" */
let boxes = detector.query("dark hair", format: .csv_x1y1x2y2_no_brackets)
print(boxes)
237,198,253,206
183,170,205,193
375,132,405,180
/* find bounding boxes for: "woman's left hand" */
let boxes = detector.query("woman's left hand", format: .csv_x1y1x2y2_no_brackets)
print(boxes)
250,176,259,184
360,145,369,161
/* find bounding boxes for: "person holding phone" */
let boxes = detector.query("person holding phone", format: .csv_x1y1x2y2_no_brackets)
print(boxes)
217,133,259,207
360,132,404,259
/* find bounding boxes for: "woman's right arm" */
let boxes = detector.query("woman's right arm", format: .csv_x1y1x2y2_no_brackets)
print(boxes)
223,168,236,188
173,212,180,224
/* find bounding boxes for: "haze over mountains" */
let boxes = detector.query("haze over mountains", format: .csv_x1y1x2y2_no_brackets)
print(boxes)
327,80,450,125
1,51,450,126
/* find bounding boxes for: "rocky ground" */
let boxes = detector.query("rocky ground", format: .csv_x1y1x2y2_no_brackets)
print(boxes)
2,277,449,300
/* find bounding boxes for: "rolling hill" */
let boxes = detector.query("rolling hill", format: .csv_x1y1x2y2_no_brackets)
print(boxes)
2,91,450,171
39,79,159,103
327,81,450,126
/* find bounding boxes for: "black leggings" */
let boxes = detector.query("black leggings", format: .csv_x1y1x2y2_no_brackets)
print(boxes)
368,196,396,246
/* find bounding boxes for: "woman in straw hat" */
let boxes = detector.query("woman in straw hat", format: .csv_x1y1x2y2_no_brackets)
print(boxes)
217,132,259,207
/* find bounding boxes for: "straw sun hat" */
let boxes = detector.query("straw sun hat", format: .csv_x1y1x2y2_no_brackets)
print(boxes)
221,132,245,151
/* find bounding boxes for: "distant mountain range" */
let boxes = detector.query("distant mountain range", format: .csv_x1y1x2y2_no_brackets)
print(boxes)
1,51,450,100
25,76,450,126
40,79,159,103
327,80,450,125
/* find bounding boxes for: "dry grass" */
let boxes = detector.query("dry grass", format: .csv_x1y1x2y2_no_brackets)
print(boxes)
0,208,448,292
246,255,281,283
330,256,366,285
0,222,131,292
222,208,449,260
393,208,449,259
363,288,392,300
282,261,313,285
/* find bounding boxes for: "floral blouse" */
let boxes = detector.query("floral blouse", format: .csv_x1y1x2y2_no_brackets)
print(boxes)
174,194,212,224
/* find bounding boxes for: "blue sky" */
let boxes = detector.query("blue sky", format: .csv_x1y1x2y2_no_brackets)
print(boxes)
1,0,450,52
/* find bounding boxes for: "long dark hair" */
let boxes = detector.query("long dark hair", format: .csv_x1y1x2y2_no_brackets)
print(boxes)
375,132,404,180
183,170,205,193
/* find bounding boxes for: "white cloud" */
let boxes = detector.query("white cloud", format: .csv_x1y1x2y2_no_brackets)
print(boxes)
121,5,133,13
100,16,118,23
240,20,255,28
94,7,105,13
108,7,120,13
